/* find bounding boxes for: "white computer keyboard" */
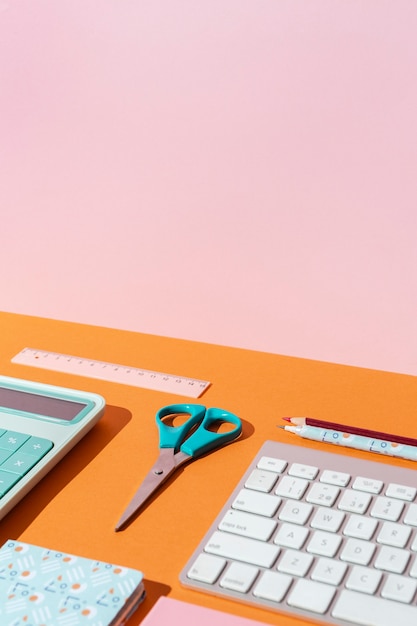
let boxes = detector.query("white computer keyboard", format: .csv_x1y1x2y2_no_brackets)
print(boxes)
180,440,417,626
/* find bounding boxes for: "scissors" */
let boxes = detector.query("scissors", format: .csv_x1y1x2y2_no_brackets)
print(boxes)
115,403,242,531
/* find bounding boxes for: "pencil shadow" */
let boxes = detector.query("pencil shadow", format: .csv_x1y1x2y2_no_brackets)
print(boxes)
0,405,132,541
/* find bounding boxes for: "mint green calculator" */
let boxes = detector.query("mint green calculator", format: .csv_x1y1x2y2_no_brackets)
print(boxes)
0,375,105,521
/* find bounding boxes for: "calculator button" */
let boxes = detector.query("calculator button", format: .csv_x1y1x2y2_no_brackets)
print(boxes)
0,449,13,464
0,431,30,451
1,452,41,476
0,470,20,496
19,436,53,458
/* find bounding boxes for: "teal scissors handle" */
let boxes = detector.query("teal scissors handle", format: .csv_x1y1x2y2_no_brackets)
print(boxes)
115,404,242,530
156,403,242,457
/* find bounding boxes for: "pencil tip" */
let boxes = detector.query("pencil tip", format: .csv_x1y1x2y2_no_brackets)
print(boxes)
282,417,292,422
276,425,285,429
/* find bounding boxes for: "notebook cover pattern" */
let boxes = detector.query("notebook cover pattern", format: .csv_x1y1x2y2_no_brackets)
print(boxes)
0,539,145,626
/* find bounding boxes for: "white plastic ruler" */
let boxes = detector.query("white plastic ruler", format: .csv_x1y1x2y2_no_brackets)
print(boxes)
11,348,210,398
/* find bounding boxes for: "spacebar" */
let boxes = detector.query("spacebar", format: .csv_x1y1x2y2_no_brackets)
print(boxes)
332,590,417,626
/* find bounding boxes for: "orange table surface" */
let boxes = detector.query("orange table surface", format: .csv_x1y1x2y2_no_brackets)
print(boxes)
1,311,417,625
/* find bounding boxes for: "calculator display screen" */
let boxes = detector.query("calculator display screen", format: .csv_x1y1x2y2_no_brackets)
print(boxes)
0,387,87,421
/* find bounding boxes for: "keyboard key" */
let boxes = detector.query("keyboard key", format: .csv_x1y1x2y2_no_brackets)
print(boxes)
377,521,411,548
257,456,287,474
187,553,226,583
306,482,340,507
408,555,417,577
381,573,417,603
275,476,309,500
287,578,336,614
320,469,350,487
345,565,382,594
340,538,376,565
253,570,292,603
404,503,417,526
245,469,278,493
277,548,313,577
332,589,417,625
278,499,312,525
343,513,378,540
310,556,347,586
371,496,404,521
205,531,279,568
288,462,318,480
374,545,410,574
306,530,342,557
338,489,372,514
220,562,258,593
385,483,416,502
232,488,281,517
310,506,345,532
273,522,309,549
219,510,277,541
352,476,383,494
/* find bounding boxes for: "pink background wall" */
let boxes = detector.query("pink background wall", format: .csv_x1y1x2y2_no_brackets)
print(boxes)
1,0,417,375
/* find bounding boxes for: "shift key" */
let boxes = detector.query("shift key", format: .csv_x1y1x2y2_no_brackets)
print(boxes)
205,531,280,568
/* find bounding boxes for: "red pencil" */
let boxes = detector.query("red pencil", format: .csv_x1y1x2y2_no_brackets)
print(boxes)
282,416,417,447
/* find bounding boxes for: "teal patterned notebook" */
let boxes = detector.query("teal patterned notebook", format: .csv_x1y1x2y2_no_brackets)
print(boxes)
0,539,145,626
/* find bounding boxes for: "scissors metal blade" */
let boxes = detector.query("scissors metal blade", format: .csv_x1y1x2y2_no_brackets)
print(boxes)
115,449,189,531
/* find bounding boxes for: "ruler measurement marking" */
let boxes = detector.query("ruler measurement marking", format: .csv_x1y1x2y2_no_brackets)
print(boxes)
11,348,210,398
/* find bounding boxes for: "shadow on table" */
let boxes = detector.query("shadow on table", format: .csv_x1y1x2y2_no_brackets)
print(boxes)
0,404,131,539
